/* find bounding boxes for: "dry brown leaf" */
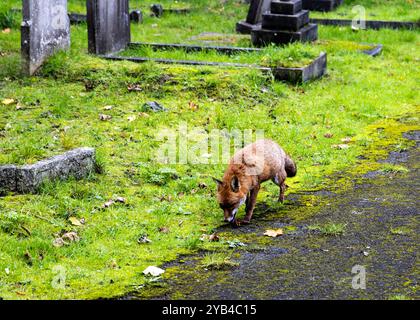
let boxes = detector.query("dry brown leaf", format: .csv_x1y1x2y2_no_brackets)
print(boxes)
102,199,115,208
159,227,170,234
189,101,198,111
324,133,333,138
138,112,150,118
2,28,11,34
209,233,220,242
127,84,142,92
99,114,112,121
264,229,284,237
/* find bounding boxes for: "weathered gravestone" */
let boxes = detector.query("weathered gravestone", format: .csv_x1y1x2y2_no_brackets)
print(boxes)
0,148,97,194
236,0,272,34
21,0,70,75
251,0,318,46
87,0,131,55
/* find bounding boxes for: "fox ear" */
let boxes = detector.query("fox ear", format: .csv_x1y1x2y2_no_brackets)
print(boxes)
230,176,240,193
212,177,223,190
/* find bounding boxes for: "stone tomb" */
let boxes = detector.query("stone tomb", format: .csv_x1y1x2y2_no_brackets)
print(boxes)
87,0,131,55
236,0,272,34
251,0,318,46
21,0,70,75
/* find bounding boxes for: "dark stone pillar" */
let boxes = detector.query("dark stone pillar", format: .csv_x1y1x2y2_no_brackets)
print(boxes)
236,0,272,34
87,0,131,55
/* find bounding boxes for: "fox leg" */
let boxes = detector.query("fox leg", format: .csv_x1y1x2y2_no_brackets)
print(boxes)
273,170,287,203
243,185,260,223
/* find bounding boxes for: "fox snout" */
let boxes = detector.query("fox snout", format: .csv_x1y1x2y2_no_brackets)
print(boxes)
224,208,238,223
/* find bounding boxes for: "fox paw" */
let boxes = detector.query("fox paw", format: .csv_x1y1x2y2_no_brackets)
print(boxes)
236,219,251,226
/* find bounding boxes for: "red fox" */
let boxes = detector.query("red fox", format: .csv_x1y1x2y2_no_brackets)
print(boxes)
213,139,296,225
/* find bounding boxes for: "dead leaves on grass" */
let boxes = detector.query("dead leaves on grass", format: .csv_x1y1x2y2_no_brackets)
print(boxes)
53,231,80,247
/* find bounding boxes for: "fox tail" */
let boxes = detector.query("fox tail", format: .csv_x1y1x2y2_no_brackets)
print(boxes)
285,155,297,177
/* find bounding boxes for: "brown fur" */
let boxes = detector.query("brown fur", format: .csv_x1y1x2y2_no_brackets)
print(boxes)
214,139,296,225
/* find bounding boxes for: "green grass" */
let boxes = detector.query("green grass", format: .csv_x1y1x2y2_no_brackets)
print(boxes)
308,223,347,236
0,0,419,299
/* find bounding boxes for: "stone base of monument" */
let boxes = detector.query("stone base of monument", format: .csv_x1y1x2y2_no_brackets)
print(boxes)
251,0,318,46
0,148,97,194
236,21,261,34
302,0,343,12
251,23,318,46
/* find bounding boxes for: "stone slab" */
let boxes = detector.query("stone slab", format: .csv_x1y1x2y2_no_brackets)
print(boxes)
271,0,303,15
21,0,70,75
262,10,310,31
251,23,318,46
0,148,96,194
87,0,131,55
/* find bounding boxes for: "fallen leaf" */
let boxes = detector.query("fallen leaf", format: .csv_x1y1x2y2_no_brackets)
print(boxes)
198,182,207,189
99,114,112,121
143,266,165,277
53,231,80,247
53,238,65,247
115,197,126,203
102,199,115,208
62,232,80,243
341,137,352,143
103,105,113,110
2,98,15,105
127,84,142,92
69,217,83,226
324,133,333,138
189,101,198,111
127,115,136,122
159,227,170,233
109,259,118,269
209,233,220,242
2,28,10,34
264,229,284,237
138,112,150,118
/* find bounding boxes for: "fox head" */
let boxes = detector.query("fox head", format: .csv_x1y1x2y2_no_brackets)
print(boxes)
213,175,247,224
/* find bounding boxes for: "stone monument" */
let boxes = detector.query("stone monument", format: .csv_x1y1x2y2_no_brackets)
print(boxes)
251,0,318,46
87,0,131,55
21,0,70,75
